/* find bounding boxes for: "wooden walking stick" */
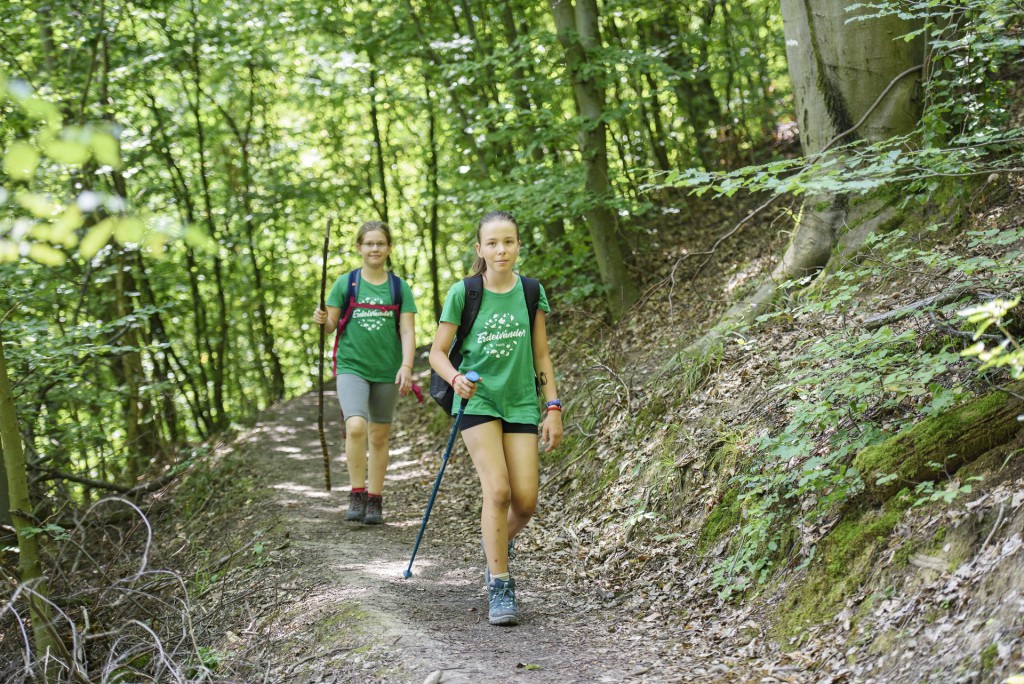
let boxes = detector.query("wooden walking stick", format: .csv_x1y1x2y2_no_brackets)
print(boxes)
317,219,333,492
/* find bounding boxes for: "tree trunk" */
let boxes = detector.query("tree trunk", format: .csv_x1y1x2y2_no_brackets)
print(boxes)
186,23,229,430
368,60,390,225
549,0,639,320
643,7,726,171
426,92,443,321
690,0,923,352
214,64,286,403
0,330,63,665
402,0,491,178
855,384,1024,505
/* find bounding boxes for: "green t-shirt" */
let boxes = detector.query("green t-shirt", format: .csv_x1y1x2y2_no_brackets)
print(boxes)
327,272,417,382
439,276,550,423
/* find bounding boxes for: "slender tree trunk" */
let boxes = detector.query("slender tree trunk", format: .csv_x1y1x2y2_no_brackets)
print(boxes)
402,0,491,178
643,71,672,171
146,95,215,437
0,331,63,667
130,251,183,445
101,32,162,477
368,59,390,225
214,65,286,402
643,9,726,170
186,14,229,430
426,92,443,321
115,253,151,483
550,0,639,320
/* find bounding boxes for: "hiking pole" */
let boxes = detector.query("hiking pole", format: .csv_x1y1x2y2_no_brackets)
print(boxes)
402,370,480,579
317,219,333,492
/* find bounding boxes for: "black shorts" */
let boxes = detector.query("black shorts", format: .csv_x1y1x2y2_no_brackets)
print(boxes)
460,414,537,434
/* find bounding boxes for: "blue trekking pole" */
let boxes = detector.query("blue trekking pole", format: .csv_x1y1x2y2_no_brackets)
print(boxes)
403,370,480,579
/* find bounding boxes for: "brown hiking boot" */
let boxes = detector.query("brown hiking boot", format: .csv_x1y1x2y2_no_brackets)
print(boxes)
345,490,367,522
364,494,384,525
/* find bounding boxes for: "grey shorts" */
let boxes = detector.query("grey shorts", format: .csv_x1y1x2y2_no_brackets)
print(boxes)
336,374,400,424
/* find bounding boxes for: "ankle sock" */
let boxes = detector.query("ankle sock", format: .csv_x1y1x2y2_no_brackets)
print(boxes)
491,572,510,582
351,487,366,494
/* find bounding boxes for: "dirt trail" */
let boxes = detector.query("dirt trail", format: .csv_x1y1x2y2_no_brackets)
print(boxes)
211,387,800,684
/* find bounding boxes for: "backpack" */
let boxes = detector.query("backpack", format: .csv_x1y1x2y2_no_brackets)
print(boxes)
429,274,542,413
332,268,404,376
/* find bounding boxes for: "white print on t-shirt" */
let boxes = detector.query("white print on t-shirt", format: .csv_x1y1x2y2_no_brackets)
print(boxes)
477,312,525,359
352,296,392,332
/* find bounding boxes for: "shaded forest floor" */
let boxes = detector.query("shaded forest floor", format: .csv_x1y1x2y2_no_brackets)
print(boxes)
189,386,813,683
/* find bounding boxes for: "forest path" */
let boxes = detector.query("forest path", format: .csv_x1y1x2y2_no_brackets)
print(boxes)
213,386,806,684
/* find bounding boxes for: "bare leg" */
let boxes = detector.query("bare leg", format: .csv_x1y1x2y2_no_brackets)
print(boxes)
503,433,538,541
366,422,391,495
463,421,511,577
344,416,368,489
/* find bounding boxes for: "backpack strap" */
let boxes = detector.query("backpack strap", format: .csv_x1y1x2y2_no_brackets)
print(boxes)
455,274,485,352
332,269,361,375
388,272,403,334
520,276,543,395
520,276,541,338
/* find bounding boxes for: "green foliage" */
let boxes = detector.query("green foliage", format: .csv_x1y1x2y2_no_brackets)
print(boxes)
960,297,1023,379
650,0,1023,204
21,523,69,541
0,77,213,264
711,324,964,597
709,216,1024,598
909,477,980,508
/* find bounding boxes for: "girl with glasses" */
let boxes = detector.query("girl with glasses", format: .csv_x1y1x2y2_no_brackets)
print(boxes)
313,221,417,525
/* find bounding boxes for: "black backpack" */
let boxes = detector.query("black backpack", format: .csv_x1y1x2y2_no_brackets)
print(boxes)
331,268,403,375
429,274,542,413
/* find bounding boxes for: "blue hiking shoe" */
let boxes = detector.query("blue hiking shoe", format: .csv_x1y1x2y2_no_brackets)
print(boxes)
487,577,520,626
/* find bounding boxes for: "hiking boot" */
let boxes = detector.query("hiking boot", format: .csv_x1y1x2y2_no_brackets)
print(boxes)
363,494,384,525
487,577,520,626
345,490,367,522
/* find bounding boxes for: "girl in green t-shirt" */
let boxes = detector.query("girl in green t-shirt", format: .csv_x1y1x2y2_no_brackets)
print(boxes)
429,211,563,626
313,221,417,526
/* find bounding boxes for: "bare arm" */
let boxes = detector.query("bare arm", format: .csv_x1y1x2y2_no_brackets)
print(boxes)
313,305,342,329
395,311,416,394
531,312,562,451
429,322,476,400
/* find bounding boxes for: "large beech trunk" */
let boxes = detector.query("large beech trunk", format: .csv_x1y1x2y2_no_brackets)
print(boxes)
692,1,924,350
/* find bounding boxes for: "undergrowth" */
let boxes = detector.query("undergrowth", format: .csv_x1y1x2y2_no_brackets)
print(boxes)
708,208,1024,600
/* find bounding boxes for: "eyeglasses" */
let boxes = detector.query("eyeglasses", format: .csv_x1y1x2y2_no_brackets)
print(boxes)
361,241,388,249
